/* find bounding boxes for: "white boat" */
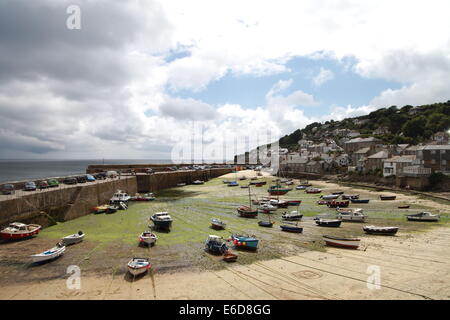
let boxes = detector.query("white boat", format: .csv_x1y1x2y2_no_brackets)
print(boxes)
192,180,204,185
150,212,173,229
211,218,226,230
110,190,131,203
282,211,303,221
406,212,440,222
258,203,277,211
177,183,187,187
321,194,340,200
363,225,399,235
62,231,85,245
337,208,366,222
323,235,360,249
127,257,151,276
31,241,66,263
0,222,41,240
139,231,157,245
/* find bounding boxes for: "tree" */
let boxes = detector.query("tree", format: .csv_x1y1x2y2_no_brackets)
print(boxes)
402,116,427,139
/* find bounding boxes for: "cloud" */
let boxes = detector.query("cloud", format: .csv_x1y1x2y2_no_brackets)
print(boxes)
312,67,334,86
159,97,217,120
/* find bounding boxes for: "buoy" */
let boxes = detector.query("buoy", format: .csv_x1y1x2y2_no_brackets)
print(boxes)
237,241,241,246
243,242,246,246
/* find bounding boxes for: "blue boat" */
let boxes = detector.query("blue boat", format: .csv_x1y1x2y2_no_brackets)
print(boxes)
230,234,258,250
351,199,370,204
280,223,303,233
228,181,239,187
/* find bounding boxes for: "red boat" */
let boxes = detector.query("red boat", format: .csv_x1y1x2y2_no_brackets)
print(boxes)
0,222,41,240
327,200,349,208
305,188,322,194
317,200,328,205
237,206,258,218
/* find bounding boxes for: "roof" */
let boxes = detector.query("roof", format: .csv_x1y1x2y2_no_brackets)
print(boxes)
383,155,416,163
367,151,389,159
422,145,450,150
354,147,371,154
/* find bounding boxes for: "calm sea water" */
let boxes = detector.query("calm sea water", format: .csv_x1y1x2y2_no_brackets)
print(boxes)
0,159,172,183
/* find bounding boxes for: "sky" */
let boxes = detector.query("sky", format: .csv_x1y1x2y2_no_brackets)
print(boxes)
0,0,449,161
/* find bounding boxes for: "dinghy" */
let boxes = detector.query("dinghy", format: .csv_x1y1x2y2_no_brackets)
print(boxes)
320,194,340,200
127,257,151,276
305,187,321,194
280,222,303,233
323,235,360,249
230,234,259,250
296,185,306,190
93,205,109,214
258,203,277,212
192,180,205,185
211,218,226,230
223,250,238,262
398,205,410,209
380,195,396,200
351,199,370,204
406,212,440,222
237,205,258,218
363,225,399,235
139,231,157,246
315,219,342,227
342,194,359,200
62,231,85,245
228,181,239,187
327,200,350,208
258,221,274,228
150,212,173,230
31,241,65,263
337,208,366,222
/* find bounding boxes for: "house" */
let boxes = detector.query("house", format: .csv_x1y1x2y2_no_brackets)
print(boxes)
344,137,382,153
365,150,390,172
432,131,449,144
352,147,371,166
373,127,390,135
305,160,322,174
417,145,450,173
382,155,416,177
336,154,350,166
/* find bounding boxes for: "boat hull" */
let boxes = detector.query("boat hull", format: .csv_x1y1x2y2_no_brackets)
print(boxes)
380,196,396,200
351,199,370,204
150,219,172,230
363,226,398,235
280,226,303,233
31,246,65,263
0,227,41,240
231,236,259,250
406,216,439,222
315,220,342,227
323,236,360,249
258,221,273,228
62,234,84,245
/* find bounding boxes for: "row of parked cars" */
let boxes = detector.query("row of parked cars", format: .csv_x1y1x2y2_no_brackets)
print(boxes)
1,171,115,195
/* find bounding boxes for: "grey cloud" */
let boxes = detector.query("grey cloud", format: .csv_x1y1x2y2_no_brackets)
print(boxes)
159,97,218,121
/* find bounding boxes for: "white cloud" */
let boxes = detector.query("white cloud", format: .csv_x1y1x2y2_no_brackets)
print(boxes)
312,67,334,87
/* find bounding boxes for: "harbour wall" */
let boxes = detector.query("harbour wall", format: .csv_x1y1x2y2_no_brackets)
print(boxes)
0,168,231,228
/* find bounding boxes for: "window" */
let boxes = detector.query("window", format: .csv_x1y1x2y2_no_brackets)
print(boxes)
431,159,436,165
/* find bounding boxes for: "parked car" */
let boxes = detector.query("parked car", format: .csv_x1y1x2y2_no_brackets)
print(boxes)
106,171,118,178
24,181,37,191
47,178,59,188
38,181,49,189
93,172,107,180
63,177,77,185
145,168,154,174
76,176,87,183
85,174,96,182
1,184,15,195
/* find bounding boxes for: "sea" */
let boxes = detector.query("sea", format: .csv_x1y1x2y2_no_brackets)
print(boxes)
0,159,173,183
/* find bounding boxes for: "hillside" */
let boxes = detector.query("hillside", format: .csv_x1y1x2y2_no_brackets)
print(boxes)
278,101,450,150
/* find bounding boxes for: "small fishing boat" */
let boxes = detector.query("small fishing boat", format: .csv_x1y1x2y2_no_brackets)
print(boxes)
258,221,274,228
285,181,294,185
250,181,266,186
127,257,151,276
363,225,399,235
258,203,277,212
296,185,307,190
237,205,258,217
93,205,109,214
398,205,410,209
222,180,230,184
211,218,226,230
286,200,302,206
177,183,187,187
269,199,289,208
337,208,366,222
282,211,303,221
62,231,85,245
0,222,41,240
150,212,173,230
351,199,370,204
327,200,350,208
317,200,329,205
240,185,249,188
305,188,321,194
406,212,440,222
299,181,312,187
315,219,342,227
342,194,360,200
31,241,65,263
228,181,239,187
267,186,291,196
280,222,303,233
239,176,247,181
332,191,344,195
254,182,265,187
109,190,131,204
205,235,228,254
223,250,238,262
230,234,259,250
380,195,397,200
321,194,340,200
131,193,155,201
138,231,157,246
192,180,205,185
323,235,360,249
